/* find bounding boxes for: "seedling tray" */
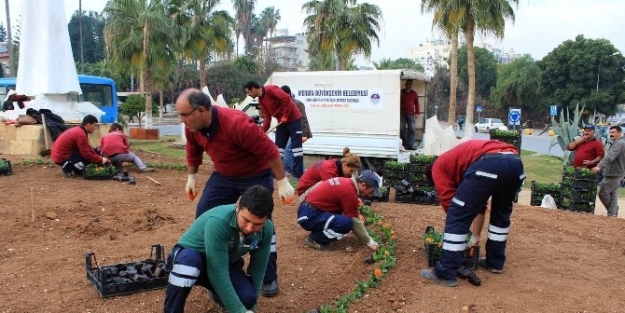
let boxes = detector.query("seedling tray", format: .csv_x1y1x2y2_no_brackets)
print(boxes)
0,158,12,176
86,244,169,297
424,226,479,270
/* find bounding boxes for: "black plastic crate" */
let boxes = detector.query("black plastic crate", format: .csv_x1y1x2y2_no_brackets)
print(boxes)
559,197,595,213
86,244,170,297
425,243,480,270
561,178,597,190
0,158,12,176
412,196,440,205
83,165,117,180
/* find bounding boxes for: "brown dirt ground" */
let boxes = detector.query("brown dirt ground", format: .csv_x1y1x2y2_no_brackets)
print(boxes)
1,152,625,313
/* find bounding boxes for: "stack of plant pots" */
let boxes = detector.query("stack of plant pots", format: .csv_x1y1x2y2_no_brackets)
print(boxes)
0,158,12,176
559,166,598,213
530,181,561,206
408,155,439,205
489,128,522,151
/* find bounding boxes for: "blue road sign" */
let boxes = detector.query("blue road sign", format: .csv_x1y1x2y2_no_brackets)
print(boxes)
509,108,521,126
476,105,483,113
550,105,558,116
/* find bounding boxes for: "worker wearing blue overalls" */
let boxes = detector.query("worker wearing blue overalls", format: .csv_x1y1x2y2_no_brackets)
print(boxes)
422,140,525,286
177,88,294,297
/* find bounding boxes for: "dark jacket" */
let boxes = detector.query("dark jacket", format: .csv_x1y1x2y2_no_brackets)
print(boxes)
294,99,312,138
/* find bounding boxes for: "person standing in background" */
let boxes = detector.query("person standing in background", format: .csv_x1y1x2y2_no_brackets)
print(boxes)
400,79,420,150
280,85,311,180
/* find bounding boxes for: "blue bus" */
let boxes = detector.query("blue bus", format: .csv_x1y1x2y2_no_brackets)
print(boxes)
0,74,119,123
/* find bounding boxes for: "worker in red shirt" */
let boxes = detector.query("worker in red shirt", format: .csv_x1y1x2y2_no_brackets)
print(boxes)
296,147,361,199
297,170,382,251
99,123,154,172
51,114,110,177
176,88,294,297
567,124,605,169
422,140,525,287
244,81,305,178
400,79,420,150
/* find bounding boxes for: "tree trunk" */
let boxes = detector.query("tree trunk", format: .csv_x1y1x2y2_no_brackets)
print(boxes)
158,89,164,122
465,16,476,134
447,30,458,127
5,0,13,76
142,22,153,129
199,57,206,89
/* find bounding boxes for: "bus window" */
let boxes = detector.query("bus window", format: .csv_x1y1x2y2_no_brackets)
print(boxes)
75,84,113,107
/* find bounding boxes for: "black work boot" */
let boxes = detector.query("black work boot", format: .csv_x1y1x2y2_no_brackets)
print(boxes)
261,280,280,297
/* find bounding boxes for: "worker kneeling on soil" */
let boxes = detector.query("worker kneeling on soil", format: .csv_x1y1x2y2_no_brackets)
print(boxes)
99,123,155,172
164,185,274,313
51,114,111,177
297,170,382,251
422,140,525,287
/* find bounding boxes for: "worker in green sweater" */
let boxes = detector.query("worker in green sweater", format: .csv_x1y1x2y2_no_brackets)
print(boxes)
163,185,274,313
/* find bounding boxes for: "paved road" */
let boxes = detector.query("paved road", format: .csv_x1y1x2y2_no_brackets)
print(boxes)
455,128,564,157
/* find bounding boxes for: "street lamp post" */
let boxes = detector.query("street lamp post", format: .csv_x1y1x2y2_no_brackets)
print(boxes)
597,52,621,92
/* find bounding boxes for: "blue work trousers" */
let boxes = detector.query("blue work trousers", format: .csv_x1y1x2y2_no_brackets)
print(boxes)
163,245,256,313
400,114,416,149
297,202,353,245
434,155,525,280
275,118,303,178
195,170,278,284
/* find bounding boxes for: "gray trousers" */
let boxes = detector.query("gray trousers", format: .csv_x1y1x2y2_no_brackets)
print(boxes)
109,152,147,171
598,176,621,217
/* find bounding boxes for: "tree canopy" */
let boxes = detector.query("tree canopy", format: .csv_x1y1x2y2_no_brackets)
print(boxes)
539,34,625,116
490,55,543,112
457,45,498,99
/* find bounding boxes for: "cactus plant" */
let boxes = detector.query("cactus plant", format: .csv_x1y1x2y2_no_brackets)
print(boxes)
549,104,584,166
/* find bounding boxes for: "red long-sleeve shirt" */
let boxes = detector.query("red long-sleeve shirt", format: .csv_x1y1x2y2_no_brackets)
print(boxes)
100,132,130,156
305,177,360,218
51,126,103,164
259,85,301,132
400,89,420,115
185,106,280,177
432,140,518,212
296,159,342,195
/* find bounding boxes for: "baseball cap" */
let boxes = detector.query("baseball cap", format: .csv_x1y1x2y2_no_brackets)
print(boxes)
583,124,595,130
359,170,382,197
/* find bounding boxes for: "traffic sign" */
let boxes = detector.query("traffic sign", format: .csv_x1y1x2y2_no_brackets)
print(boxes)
550,105,558,116
476,105,483,113
508,108,521,126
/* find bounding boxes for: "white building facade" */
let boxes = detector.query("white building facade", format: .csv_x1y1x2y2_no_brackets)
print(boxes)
266,29,310,71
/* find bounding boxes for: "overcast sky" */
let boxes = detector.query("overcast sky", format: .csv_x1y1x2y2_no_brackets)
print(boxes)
0,0,623,62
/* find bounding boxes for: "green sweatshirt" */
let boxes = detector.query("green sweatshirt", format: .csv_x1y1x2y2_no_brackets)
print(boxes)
178,204,273,313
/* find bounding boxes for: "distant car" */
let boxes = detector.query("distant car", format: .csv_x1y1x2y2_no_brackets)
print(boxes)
475,118,504,133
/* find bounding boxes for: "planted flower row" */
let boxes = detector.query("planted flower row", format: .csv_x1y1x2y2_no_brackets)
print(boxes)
309,205,397,313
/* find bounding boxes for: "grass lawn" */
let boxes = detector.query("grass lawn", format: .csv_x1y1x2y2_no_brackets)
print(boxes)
129,136,191,160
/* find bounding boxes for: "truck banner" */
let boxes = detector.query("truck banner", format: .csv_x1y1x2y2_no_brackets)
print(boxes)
291,89,384,110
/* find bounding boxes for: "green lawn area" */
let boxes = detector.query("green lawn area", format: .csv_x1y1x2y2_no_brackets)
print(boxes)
129,136,187,159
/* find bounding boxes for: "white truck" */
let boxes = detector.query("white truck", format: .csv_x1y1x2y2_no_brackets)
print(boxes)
244,70,431,170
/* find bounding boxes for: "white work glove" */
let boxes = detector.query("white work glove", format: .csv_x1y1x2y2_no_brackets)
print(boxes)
101,157,110,165
276,177,295,200
366,239,379,251
186,173,198,201
467,235,480,247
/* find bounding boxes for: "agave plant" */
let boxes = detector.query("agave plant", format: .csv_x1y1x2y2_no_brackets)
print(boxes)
548,104,584,166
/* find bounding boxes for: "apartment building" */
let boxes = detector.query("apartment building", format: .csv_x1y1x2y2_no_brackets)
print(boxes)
266,29,310,71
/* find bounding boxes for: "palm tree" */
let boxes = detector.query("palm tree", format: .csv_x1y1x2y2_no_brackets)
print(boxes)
440,0,517,129
232,0,256,56
421,0,461,127
260,6,280,39
170,0,235,88
373,58,394,69
303,0,383,70
104,0,174,128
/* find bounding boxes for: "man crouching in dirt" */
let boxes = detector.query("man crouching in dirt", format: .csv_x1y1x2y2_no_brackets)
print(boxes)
164,185,273,313
422,140,525,287
297,170,381,251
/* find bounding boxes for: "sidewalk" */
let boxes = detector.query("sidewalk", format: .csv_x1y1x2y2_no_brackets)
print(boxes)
517,188,623,218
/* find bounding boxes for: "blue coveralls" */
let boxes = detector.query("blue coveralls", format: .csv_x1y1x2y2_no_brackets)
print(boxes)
297,201,354,245
275,118,304,178
163,244,257,313
434,153,525,280
195,170,278,285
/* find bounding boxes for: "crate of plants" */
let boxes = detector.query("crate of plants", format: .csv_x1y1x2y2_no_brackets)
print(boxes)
561,166,598,190
85,244,170,297
383,161,409,186
530,181,561,206
83,164,117,180
0,158,13,176
559,197,595,213
489,129,521,150
409,154,438,172
372,187,390,202
423,226,479,270
412,190,440,205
